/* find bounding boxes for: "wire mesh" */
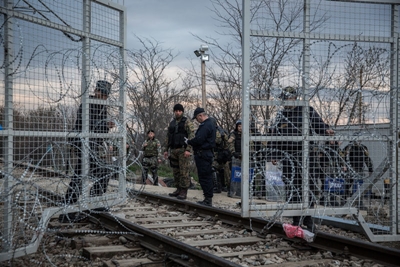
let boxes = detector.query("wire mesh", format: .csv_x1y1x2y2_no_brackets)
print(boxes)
243,0,399,241
0,0,146,263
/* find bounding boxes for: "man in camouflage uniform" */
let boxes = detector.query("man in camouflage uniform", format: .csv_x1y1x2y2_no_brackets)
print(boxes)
227,120,242,197
163,104,195,200
141,130,162,185
210,117,231,193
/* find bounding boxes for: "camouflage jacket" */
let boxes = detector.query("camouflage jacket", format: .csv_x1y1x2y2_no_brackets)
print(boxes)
142,138,162,159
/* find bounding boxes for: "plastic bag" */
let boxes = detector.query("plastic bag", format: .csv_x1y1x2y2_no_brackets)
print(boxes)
283,223,314,242
265,162,285,201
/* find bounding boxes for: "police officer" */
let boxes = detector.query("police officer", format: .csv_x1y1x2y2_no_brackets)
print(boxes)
343,133,373,209
60,80,115,223
163,104,195,200
141,130,162,185
187,107,216,207
270,86,334,231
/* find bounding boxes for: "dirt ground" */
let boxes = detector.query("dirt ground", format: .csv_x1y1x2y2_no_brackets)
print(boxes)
133,177,243,208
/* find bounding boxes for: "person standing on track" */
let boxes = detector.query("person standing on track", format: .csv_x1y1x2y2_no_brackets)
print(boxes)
343,133,373,210
141,130,162,185
270,86,334,231
187,107,216,207
163,104,195,200
60,80,115,223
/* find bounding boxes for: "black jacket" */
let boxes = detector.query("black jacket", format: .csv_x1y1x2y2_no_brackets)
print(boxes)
270,106,330,158
188,118,216,151
72,95,110,149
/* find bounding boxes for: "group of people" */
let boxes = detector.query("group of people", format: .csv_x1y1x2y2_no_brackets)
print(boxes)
162,104,224,207
60,81,374,231
268,86,374,230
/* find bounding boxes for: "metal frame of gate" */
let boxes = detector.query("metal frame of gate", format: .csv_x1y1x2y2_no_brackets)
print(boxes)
241,0,399,242
0,0,127,260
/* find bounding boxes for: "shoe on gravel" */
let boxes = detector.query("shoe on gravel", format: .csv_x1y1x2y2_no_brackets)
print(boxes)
197,197,212,207
58,213,75,223
169,188,181,197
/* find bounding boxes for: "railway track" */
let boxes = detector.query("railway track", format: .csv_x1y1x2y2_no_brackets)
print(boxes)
21,189,397,267
2,163,400,266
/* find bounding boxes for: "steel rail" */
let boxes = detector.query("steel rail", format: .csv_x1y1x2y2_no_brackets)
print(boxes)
95,212,241,267
28,169,400,267
136,191,400,267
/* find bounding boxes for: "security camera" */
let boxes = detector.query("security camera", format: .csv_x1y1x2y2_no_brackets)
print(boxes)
194,50,201,57
199,44,208,52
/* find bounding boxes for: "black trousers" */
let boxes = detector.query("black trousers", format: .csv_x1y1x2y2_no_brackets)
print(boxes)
282,152,316,226
65,150,110,205
194,150,214,198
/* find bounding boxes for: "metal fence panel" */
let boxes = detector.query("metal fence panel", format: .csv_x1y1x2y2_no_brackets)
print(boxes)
0,0,128,260
242,0,399,242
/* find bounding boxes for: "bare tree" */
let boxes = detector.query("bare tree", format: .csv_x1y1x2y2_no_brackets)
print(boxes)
311,43,390,126
125,36,193,146
189,0,329,133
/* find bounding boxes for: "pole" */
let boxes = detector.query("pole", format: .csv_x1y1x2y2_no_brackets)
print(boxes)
201,59,206,109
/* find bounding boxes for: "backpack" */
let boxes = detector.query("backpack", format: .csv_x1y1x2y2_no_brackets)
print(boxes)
215,126,232,164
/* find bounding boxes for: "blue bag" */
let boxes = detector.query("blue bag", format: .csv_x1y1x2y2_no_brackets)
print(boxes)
324,177,345,194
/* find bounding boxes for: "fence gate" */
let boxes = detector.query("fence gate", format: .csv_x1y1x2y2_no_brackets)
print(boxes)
241,0,399,242
0,0,127,261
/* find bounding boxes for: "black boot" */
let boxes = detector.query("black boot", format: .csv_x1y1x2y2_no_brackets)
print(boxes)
212,168,222,193
358,200,367,211
303,216,315,232
58,213,75,223
292,216,301,226
142,170,148,184
58,212,87,223
197,197,212,207
169,188,181,197
153,175,159,186
177,188,188,200
219,169,227,191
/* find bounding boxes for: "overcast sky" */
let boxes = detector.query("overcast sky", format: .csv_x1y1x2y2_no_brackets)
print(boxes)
123,0,223,70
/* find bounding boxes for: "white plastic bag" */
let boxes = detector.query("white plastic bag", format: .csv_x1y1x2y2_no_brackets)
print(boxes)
265,162,285,201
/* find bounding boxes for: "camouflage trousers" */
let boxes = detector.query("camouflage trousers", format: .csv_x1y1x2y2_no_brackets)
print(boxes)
212,159,231,188
169,148,191,189
142,156,159,182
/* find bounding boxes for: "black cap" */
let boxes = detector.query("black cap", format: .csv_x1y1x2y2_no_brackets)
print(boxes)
95,80,111,96
173,103,184,112
236,120,242,125
147,129,155,134
192,107,205,119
